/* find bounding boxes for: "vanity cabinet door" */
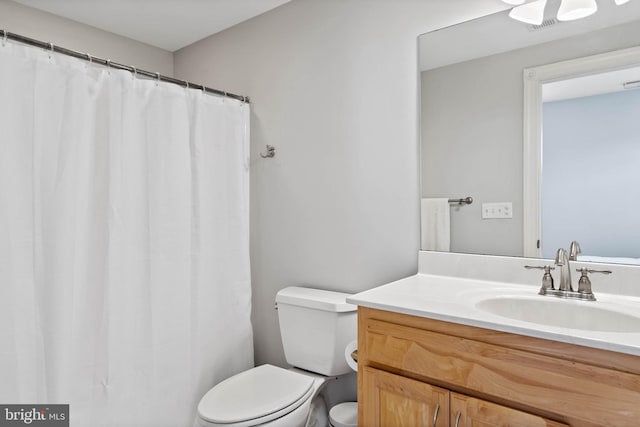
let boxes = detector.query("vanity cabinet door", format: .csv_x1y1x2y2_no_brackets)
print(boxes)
362,366,449,427
449,393,568,427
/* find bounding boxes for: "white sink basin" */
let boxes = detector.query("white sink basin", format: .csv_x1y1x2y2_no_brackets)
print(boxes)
476,296,640,332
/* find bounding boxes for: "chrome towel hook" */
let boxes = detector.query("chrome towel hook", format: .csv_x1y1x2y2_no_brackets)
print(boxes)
260,145,276,159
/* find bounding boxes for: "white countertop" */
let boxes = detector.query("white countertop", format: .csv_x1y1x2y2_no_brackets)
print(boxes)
347,273,640,357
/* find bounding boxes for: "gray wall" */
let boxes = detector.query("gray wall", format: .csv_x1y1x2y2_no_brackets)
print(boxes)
0,0,516,370
174,0,506,368
421,20,640,257
0,0,173,75
542,90,640,259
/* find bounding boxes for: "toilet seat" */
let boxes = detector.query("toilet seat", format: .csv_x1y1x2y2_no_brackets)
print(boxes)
197,364,316,427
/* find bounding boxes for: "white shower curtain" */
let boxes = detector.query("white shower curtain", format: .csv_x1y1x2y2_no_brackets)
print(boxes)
0,41,253,426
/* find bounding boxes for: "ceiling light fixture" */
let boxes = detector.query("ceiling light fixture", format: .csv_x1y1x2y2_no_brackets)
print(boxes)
509,0,548,24
503,0,631,25
557,0,598,20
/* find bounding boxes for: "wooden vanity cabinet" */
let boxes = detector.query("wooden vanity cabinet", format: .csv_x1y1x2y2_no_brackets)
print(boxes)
357,307,640,427
362,366,565,427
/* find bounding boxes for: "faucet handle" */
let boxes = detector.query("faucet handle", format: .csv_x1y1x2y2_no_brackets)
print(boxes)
524,265,555,270
575,268,612,275
575,268,612,298
525,265,555,291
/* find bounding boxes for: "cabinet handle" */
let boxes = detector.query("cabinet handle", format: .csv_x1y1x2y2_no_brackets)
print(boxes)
454,411,462,427
432,403,439,427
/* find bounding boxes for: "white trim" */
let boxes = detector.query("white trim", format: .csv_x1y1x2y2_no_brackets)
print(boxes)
522,45,640,257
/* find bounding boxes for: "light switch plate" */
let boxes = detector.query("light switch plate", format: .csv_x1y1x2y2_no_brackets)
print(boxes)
482,202,513,219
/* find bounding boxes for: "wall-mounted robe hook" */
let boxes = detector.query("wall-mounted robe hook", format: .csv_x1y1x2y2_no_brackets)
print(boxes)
260,145,276,158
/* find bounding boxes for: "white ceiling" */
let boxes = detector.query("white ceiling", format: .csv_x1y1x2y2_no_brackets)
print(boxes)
12,0,292,52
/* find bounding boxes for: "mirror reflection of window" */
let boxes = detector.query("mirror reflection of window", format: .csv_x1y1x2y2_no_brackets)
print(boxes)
542,69,640,263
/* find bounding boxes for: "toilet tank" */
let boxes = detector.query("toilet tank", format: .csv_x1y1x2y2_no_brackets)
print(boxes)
275,287,357,376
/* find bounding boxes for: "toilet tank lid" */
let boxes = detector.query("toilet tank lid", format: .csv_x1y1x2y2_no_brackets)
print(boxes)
276,287,357,312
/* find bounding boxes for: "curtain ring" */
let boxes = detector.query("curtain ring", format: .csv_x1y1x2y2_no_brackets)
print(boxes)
106,59,111,74
155,72,160,86
131,66,137,80
2,30,7,47
48,42,54,58
86,53,92,64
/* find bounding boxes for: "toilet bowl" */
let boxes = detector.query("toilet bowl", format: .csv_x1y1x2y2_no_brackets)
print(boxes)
194,287,358,427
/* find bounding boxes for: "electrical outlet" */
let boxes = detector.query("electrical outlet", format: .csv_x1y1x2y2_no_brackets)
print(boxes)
482,202,513,219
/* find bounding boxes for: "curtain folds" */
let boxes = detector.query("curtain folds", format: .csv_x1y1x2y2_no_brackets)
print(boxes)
0,41,253,427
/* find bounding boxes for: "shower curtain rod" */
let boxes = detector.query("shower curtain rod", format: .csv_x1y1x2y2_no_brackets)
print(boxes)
1,29,250,103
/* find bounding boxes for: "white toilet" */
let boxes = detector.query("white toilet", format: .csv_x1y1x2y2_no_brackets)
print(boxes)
194,287,359,427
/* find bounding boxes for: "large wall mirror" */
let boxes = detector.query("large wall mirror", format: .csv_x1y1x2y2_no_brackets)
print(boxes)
419,0,640,265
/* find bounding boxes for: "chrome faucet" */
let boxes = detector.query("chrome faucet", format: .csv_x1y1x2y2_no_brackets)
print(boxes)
554,248,573,292
554,241,582,291
524,241,612,301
